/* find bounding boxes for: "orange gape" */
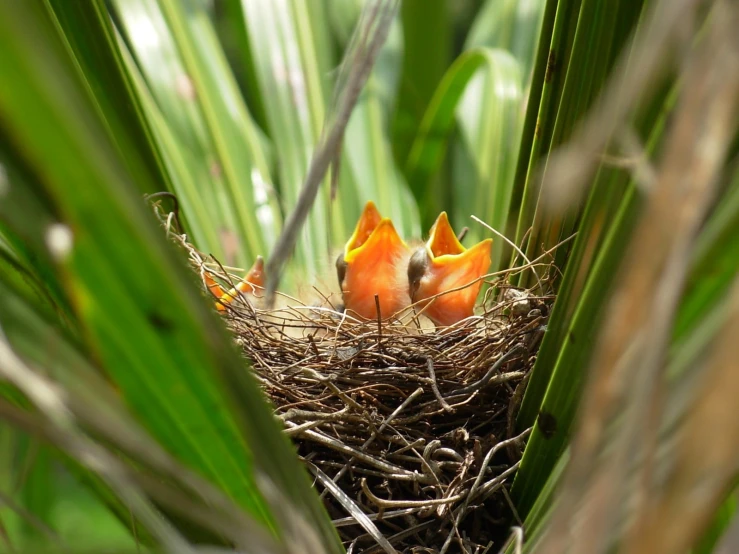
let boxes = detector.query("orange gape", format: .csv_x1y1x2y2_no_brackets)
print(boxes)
337,201,411,320
205,256,265,312
408,212,492,327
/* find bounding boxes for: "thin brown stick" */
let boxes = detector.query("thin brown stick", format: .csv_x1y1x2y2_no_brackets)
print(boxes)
375,294,383,351
440,429,532,554
427,357,452,412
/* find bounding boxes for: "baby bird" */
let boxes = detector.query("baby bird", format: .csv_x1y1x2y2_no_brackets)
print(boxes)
204,256,265,312
407,212,492,327
206,204,491,329
336,201,411,321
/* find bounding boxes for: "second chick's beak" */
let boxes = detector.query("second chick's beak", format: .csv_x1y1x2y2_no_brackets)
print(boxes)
205,256,265,312
408,213,492,327
337,201,411,321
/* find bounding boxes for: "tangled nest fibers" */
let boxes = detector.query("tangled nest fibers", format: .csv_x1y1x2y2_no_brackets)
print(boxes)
154,202,553,553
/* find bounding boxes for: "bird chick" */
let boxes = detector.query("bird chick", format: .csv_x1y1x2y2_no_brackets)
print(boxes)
336,201,411,321
204,256,265,312
407,213,492,327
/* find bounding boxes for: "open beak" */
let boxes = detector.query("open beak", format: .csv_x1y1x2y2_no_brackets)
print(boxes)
337,201,410,320
204,273,226,299
408,212,491,327
205,256,265,312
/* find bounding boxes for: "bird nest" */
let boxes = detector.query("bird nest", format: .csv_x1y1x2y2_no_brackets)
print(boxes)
153,201,552,553
228,300,546,554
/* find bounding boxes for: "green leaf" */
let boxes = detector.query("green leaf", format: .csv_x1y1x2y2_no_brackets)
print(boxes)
514,136,738,528
512,0,646,286
406,47,520,234
341,17,421,239
510,182,641,517
515,75,679,431
0,1,341,550
43,0,170,197
693,492,737,554
512,80,676,519
0,147,72,323
111,0,283,269
673,166,739,344
466,0,547,87
392,0,451,178
0,276,151,549
450,51,523,272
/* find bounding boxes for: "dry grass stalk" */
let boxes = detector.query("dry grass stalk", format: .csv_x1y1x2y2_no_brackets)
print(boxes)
634,278,739,553
538,2,739,553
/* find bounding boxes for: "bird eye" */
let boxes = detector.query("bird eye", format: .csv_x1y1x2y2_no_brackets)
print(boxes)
407,248,428,299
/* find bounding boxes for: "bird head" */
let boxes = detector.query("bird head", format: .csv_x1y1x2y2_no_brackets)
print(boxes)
408,213,492,327
337,201,411,321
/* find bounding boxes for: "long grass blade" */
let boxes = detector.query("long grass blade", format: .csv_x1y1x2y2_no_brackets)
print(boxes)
451,53,523,271
0,2,342,551
406,47,520,234
512,0,646,288
392,0,451,176
466,0,546,87
531,7,739,548
111,0,282,268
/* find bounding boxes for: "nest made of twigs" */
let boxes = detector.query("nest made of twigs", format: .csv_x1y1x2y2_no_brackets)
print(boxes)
154,202,552,553
207,277,548,552
235,308,544,552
